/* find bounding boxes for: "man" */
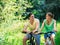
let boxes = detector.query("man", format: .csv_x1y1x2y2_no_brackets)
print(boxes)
23,13,40,45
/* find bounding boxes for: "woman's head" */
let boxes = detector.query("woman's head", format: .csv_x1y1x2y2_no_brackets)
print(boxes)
46,12,54,20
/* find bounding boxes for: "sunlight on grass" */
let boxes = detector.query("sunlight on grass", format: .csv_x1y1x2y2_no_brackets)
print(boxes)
57,22,60,31
0,21,60,45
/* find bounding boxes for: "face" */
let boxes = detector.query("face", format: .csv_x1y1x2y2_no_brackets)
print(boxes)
29,14,34,20
46,14,52,21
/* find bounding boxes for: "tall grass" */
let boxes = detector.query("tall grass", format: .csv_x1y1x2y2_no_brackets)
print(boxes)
0,20,60,45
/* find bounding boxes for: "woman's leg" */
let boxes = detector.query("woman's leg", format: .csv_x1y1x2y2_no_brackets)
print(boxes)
45,39,48,45
50,33,55,45
44,34,48,45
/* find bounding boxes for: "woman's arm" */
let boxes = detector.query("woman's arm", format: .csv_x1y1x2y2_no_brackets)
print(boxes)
36,21,45,34
54,20,57,32
40,22,45,32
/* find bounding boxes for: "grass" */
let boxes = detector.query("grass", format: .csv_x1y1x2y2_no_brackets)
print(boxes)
0,21,60,45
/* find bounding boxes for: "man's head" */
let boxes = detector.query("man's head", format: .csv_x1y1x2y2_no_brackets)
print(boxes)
28,13,34,20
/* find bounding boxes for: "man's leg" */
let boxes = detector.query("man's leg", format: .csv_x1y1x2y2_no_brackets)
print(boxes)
33,34,40,45
23,34,31,45
23,36,28,45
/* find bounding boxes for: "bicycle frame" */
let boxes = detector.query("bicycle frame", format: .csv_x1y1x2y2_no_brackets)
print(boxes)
28,32,35,45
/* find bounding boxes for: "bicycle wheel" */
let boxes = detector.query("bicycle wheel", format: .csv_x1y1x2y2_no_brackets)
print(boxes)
27,40,35,45
44,39,52,45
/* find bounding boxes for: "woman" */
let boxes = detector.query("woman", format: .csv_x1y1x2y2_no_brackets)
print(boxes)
40,12,57,45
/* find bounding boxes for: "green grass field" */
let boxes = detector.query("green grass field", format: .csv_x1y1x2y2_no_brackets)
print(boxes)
0,21,60,45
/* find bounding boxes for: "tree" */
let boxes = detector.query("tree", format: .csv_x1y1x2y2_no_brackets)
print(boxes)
24,0,60,21
0,0,32,23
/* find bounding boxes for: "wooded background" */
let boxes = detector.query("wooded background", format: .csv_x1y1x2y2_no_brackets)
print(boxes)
0,0,60,45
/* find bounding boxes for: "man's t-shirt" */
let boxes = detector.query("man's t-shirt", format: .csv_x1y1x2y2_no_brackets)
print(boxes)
26,18,40,32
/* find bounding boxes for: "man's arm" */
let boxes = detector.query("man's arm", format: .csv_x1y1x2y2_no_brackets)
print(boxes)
33,19,40,33
23,24,27,32
23,24,30,33
33,20,45,34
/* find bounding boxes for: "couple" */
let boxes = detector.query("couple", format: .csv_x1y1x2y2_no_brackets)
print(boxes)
23,12,57,45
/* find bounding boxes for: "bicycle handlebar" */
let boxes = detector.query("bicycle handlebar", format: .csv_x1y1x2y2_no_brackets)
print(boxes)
37,31,55,35
22,31,56,35
22,30,38,34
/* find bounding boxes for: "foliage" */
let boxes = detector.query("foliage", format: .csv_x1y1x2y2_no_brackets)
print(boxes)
55,22,60,45
24,0,60,21
55,32,60,45
0,0,60,45
0,0,33,23
0,0,32,45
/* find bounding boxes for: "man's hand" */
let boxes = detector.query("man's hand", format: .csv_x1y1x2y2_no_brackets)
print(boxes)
32,30,39,34
26,30,31,33
35,30,41,34
23,30,31,33
36,31,41,34
32,30,37,33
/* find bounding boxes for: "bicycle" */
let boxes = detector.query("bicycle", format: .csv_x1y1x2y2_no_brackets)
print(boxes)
22,31,56,45
38,31,56,45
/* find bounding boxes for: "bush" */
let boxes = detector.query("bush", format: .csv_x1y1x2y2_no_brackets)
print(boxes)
55,31,60,45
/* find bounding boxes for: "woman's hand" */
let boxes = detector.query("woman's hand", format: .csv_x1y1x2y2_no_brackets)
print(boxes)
54,30,57,32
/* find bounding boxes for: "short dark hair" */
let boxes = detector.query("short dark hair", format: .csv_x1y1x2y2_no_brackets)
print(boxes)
47,12,54,18
28,12,33,17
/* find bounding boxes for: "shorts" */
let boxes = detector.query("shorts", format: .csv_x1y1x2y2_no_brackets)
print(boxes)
44,31,55,39
26,33,40,45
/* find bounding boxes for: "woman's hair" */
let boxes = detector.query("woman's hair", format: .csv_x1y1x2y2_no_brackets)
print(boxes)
47,12,54,18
